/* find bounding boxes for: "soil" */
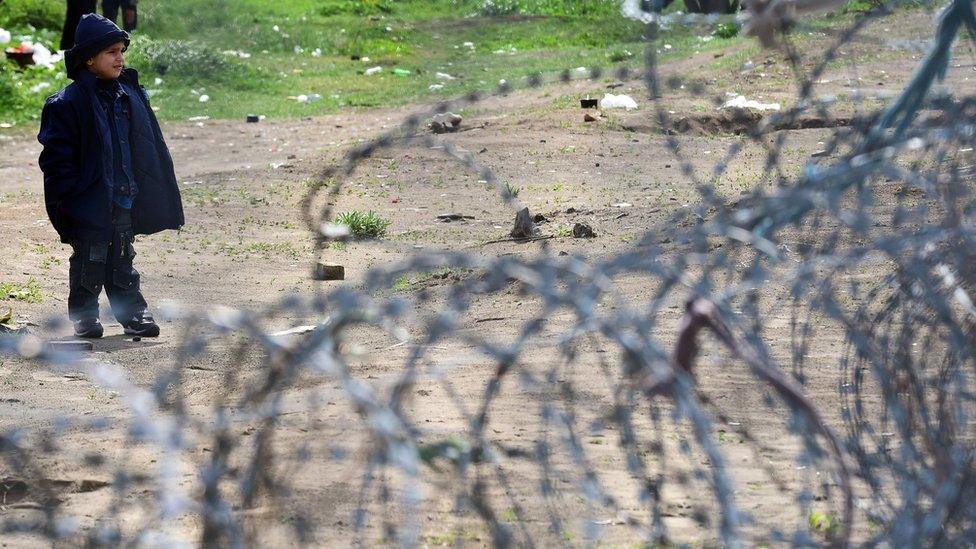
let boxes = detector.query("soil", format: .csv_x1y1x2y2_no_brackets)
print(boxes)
0,9,969,546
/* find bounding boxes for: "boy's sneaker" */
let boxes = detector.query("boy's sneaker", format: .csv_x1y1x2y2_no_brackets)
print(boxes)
122,312,160,337
73,318,104,339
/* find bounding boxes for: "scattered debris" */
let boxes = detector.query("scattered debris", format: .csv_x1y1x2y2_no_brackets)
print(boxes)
393,68,411,76
581,98,598,109
600,93,639,110
532,213,548,223
510,207,538,239
314,262,345,281
429,112,462,133
435,72,456,80
584,112,600,123
572,223,596,238
364,66,383,76
721,94,781,111
246,114,260,123
198,94,210,103
0,28,10,45
614,202,632,208
46,340,94,352
437,213,474,222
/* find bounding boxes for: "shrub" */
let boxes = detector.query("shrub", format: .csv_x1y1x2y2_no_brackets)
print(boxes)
335,210,392,239
125,36,234,81
0,0,62,32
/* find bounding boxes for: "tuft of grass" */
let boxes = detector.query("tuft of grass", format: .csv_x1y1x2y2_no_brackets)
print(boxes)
809,511,840,539
335,210,392,239
504,182,521,198
714,22,740,39
0,278,42,303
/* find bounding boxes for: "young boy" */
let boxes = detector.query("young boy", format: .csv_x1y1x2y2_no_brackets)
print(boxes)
38,13,184,338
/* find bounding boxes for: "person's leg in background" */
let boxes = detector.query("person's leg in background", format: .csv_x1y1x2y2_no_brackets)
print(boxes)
60,0,98,50
101,0,121,25
121,0,138,31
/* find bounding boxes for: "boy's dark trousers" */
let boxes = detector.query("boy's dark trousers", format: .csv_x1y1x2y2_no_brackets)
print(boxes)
101,0,137,31
67,206,147,324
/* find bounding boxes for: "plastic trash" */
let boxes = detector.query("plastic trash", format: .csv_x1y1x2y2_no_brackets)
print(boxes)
199,94,210,103
435,72,456,80
393,68,411,76
429,84,444,91
0,28,10,45
720,95,780,111
364,66,382,76
600,93,639,110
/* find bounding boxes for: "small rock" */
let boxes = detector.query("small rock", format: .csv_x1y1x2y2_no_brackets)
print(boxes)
532,213,547,223
583,113,599,123
430,112,463,134
572,223,596,238
510,207,537,239
47,340,94,352
313,263,345,281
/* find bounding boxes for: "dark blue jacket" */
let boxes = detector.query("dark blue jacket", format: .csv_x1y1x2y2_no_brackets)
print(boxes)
38,68,184,243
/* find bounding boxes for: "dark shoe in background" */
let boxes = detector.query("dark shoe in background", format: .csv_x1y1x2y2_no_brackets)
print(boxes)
122,312,159,337
73,318,104,338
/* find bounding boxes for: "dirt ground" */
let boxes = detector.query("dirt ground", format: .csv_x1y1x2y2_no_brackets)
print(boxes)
0,9,969,547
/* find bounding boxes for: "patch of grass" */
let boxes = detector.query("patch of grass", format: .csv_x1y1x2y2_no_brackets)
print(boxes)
809,511,840,539
335,210,392,239
392,268,468,291
504,182,521,198
216,240,305,259
0,278,42,303
714,22,740,39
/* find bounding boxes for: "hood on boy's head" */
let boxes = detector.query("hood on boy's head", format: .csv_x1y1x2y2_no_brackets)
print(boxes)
65,13,130,80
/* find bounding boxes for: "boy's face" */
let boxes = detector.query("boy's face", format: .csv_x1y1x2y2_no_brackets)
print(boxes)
86,41,126,80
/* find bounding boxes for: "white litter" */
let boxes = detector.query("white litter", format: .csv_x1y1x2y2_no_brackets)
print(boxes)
198,94,210,103
30,43,62,69
462,41,474,48
429,84,444,91
188,116,209,121
364,66,383,76
720,95,781,111
272,25,280,32
296,94,309,103
435,71,455,80
154,77,163,85
293,45,303,54
312,48,322,57
600,93,639,110
0,28,10,45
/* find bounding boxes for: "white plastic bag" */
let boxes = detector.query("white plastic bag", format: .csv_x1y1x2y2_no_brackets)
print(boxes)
600,93,638,110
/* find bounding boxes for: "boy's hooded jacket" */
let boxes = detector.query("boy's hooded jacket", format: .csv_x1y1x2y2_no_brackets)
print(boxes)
38,13,183,243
